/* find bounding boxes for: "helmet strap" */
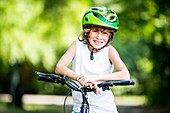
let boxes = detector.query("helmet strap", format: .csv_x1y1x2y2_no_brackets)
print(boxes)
90,48,95,60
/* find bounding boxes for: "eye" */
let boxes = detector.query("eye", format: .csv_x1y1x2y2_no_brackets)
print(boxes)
101,30,110,35
91,28,98,32
92,29,98,32
103,31,109,35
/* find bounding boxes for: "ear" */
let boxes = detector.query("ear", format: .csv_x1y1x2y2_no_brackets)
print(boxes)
85,32,89,38
110,32,114,40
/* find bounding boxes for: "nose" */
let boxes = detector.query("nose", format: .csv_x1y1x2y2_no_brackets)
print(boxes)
96,32,102,40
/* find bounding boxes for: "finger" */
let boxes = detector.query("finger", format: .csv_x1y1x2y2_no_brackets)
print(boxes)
77,77,83,83
77,75,84,81
80,79,85,85
91,83,101,95
89,83,93,89
95,87,101,95
76,76,81,81
80,80,86,86
92,83,97,88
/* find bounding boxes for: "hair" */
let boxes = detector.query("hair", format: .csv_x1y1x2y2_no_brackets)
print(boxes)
78,27,115,47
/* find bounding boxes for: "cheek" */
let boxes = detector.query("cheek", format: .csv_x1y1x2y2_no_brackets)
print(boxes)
103,36,110,42
88,37,94,44
88,34,95,40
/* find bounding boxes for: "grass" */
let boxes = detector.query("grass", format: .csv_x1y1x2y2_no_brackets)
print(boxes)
0,101,169,113
0,95,148,113
0,103,67,113
0,96,146,113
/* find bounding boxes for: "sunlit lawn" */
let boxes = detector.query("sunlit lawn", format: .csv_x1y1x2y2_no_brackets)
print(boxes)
0,104,168,113
0,100,168,113
0,95,147,113
0,103,67,113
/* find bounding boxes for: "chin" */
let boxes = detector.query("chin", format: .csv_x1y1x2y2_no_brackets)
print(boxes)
94,46,103,49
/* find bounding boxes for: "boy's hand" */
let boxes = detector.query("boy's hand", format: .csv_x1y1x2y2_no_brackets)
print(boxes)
84,82,101,95
77,75,98,86
77,76,100,95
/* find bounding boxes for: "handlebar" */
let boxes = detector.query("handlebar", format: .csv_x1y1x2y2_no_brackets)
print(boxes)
35,71,135,92
35,71,135,113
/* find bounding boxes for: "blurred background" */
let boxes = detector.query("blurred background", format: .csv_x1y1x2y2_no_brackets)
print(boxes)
0,0,170,113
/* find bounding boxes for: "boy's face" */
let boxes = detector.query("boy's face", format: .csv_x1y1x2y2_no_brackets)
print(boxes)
88,27,111,50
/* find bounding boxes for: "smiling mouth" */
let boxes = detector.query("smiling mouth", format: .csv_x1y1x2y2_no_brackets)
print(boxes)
94,40,103,45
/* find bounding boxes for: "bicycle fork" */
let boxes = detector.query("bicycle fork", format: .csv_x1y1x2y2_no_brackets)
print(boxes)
80,92,89,113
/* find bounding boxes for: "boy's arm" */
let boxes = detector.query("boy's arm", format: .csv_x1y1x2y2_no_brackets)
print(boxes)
55,41,79,80
97,46,130,81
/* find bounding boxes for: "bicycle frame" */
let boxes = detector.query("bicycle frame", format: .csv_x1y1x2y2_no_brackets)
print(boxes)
35,71,135,113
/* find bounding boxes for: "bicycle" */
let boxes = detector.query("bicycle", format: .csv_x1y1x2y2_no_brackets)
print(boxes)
35,71,135,113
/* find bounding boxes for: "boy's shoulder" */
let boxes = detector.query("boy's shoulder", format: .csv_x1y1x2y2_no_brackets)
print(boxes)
108,45,119,53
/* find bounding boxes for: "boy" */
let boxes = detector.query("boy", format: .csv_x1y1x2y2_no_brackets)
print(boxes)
55,7,130,113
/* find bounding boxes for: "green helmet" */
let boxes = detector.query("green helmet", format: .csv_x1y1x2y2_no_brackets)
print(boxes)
82,7,119,32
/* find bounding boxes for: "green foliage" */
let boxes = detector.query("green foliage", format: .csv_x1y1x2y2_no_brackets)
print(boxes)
0,0,90,95
0,0,170,109
92,0,170,108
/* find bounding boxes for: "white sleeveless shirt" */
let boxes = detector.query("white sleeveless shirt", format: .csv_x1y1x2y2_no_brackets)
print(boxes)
72,40,118,113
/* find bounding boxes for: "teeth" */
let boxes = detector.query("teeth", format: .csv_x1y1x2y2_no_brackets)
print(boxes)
94,41,102,46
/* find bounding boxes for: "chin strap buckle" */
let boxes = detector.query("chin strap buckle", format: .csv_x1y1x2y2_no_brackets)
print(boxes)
90,48,95,60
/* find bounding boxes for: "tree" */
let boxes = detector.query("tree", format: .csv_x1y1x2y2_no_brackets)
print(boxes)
0,0,170,110
0,0,90,107
92,0,170,109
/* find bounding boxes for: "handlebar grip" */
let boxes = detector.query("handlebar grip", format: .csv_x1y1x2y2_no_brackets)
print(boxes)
107,80,135,86
38,75,56,82
35,71,59,83
35,71,46,75
98,80,135,88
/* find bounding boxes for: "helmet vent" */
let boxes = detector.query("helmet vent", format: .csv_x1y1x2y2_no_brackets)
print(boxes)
92,12,98,18
91,8,98,10
110,11,115,14
85,17,88,21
